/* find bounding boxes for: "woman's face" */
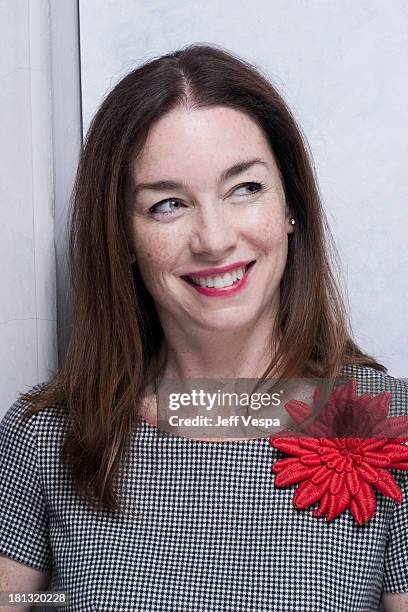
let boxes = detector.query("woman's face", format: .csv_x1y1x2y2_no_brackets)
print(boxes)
128,105,294,333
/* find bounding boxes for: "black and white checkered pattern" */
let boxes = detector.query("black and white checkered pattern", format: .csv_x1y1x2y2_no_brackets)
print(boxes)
0,365,407,611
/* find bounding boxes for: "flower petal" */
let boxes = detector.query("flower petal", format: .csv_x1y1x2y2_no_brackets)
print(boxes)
372,417,408,438
284,400,312,423
361,392,392,423
361,438,388,451
325,484,351,521
300,453,322,466
349,480,376,524
298,438,322,451
305,420,332,437
362,452,391,467
320,438,340,449
311,465,332,484
332,377,357,402
293,479,328,509
372,468,403,502
312,491,330,517
269,430,302,440
379,443,408,462
269,438,304,456
345,469,360,496
321,450,340,463
354,461,379,484
387,461,408,469
271,457,299,473
329,470,345,495
274,463,320,487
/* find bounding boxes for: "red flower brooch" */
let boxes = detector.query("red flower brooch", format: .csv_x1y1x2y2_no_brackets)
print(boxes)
269,377,408,524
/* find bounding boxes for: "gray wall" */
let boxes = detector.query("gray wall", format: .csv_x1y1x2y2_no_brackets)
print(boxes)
0,0,81,414
0,0,57,409
78,0,408,377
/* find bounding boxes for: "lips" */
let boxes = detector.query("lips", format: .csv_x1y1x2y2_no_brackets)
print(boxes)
182,259,255,278
181,260,256,296
181,260,256,283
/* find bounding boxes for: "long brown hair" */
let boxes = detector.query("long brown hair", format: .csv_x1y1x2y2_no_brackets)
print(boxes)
19,43,386,513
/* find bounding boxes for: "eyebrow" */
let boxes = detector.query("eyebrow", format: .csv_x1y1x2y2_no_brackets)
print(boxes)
132,157,268,194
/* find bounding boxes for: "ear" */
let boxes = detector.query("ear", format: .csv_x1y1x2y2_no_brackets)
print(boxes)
285,206,295,234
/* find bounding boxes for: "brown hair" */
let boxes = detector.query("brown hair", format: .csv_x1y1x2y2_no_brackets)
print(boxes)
19,43,386,513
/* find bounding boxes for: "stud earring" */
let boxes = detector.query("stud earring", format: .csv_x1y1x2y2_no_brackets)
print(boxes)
290,217,295,225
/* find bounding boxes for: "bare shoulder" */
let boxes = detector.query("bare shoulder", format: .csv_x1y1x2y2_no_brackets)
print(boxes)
382,591,408,612
138,387,158,427
0,553,51,610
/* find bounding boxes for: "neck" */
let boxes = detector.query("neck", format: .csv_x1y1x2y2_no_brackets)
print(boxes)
154,307,280,382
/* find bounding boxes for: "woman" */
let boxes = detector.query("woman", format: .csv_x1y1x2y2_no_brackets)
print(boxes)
0,43,407,611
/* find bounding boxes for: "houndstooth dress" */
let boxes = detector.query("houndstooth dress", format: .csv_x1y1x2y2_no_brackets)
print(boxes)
0,365,407,611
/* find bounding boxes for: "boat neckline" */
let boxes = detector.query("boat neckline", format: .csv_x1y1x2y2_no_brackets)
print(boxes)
138,416,269,443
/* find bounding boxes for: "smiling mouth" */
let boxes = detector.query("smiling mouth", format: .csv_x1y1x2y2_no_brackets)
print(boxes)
181,260,256,289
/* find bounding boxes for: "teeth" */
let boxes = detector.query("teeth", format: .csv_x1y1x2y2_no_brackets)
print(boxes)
189,265,247,288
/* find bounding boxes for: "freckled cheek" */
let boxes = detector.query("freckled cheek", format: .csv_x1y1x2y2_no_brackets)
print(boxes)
131,228,181,288
243,215,286,252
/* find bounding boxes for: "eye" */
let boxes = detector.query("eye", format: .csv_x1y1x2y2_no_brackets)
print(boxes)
149,199,186,216
233,181,265,197
148,181,266,217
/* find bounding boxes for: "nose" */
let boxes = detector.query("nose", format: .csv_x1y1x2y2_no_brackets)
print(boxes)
189,202,237,258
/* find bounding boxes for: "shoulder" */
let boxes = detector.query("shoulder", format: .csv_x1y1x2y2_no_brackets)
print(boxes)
339,364,408,418
0,384,56,572
0,384,43,441
0,383,68,450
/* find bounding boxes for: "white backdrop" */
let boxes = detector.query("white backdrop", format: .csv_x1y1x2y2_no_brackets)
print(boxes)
0,0,81,414
78,0,408,377
0,0,57,410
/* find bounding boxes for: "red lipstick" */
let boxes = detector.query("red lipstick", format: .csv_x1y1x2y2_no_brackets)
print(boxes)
181,260,256,298
183,260,252,278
